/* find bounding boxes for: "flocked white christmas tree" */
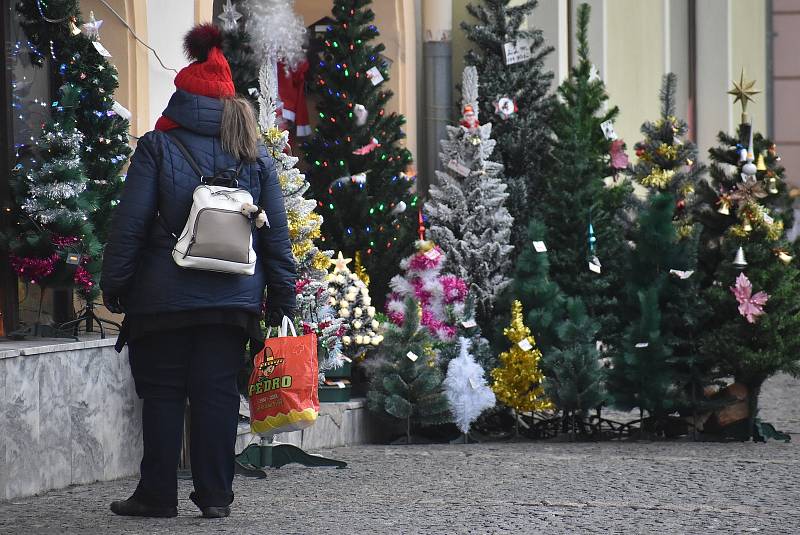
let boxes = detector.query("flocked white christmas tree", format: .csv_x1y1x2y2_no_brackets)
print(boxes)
326,252,383,358
443,337,496,436
426,65,514,326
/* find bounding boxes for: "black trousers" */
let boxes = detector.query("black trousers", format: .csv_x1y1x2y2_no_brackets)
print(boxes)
128,324,246,508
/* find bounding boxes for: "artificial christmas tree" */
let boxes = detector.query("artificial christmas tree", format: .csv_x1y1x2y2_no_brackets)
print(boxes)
426,66,514,328
491,301,553,418
694,74,800,439
607,75,708,431
461,0,555,252
366,299,451,443
444,338,496,439
5,83,101,330
529,3,632,350
305,0,416,303
17,1,132,246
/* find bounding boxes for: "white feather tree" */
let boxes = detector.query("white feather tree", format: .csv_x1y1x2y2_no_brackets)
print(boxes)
245,0,306,71
426,66,514,325
443,338,496,435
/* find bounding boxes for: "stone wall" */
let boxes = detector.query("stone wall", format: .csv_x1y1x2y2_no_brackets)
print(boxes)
0,339,142,501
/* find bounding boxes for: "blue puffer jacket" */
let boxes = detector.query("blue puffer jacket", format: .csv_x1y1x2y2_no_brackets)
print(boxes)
101,90,296,316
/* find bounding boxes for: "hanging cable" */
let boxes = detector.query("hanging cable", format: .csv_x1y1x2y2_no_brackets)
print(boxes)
97,0,178,73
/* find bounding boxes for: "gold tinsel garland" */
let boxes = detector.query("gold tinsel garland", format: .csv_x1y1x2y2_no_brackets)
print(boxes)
491,301,553,413
655,143,678,159
640,166,676,189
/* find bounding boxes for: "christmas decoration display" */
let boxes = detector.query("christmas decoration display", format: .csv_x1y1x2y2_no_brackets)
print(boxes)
304,0,416,305
220,0,260,99
443,338,496,436
462,0,555,254
327,252,383,358
17,0,132,247
491,301,552,414
245,0,306,70
4,83,101,300
526,3,632,352
694,72,800,440
366,299,450,443
426,66,514,329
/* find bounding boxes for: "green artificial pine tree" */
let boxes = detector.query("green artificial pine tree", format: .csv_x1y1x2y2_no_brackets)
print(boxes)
5,83,101,302
530,3,632,351
542,297,605,434
366,299,451,443
17,2,131,248
304,0,416,305
694,73,800,439
607,75,709,431
461,0,555,252
220,0,259,101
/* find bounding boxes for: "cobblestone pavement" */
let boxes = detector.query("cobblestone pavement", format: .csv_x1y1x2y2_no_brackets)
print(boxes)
2,375,798,535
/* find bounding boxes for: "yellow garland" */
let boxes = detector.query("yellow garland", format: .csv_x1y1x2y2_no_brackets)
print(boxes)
640,167,676,189
491,301,553,413
656,143,678,159
312,252,332,271
354,251,371,287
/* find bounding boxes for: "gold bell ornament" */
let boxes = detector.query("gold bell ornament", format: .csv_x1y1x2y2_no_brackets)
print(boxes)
69,18,82,36
756,154,767,171
717,198,731,216
776,249,794,265
742,219,753,232
768,176,778,195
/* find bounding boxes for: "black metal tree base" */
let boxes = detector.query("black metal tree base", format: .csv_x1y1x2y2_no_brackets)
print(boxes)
235,436,347,477
59,301,120,339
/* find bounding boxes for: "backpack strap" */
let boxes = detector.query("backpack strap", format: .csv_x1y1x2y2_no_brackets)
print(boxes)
166,130,206,179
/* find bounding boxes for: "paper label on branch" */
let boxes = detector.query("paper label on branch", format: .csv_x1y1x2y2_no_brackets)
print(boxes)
589,261,602,274
92,41,112,58
764,214,774,225
635,342,650,348
66,253,81,265
518,339,533,351
448,159,470,177
406,351,419,362
334,380,346,389
366,66,384,86
111,101,132,120
468,377,479,390
423,248,442,261
532,241,547,253
314,24,329,33
461,319,477,329
600,120,618,140
669,269,694,279
502,38,533,65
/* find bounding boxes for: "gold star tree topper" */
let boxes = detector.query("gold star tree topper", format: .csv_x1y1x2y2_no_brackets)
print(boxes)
332,251,353,273
728,69,761,122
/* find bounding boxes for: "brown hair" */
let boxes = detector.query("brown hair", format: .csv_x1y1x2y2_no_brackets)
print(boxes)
220,96,259,162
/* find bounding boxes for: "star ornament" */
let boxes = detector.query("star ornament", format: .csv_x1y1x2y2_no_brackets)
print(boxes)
332,251,352,273
218,0,242,32
728,69,761,114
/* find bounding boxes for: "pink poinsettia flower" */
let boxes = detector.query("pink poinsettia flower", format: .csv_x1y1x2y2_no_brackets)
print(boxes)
610,139,629,170
730,273,769,324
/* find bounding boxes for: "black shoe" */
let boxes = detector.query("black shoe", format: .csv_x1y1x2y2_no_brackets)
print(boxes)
201,506,231,518
110,497,178,518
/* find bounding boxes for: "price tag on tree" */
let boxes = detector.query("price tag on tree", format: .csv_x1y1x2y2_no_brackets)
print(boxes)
600,120,618,140
366,66,384,86
93,41,112,58
448,159,470,177
502,38,533,65
406,351,419,362
518,339,533,351
334,380,347,389
424,248,442,261
635,342,650,349
532,241,547,253
461,319,477,329
589,261,602,274
669,269,694,279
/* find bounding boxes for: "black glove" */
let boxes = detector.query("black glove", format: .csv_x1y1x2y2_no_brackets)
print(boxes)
265,308,294,327
103,293,125,314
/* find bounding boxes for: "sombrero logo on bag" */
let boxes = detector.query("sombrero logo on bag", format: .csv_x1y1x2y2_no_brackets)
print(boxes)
248,348,291,396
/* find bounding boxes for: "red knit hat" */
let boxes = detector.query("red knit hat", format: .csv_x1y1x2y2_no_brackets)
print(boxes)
155,24,234,131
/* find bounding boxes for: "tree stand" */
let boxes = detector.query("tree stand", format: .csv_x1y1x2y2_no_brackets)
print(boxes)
59,300,120,339
235,436,347,477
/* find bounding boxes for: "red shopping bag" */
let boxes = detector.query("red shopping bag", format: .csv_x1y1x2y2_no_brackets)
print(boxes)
248,317,319,436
